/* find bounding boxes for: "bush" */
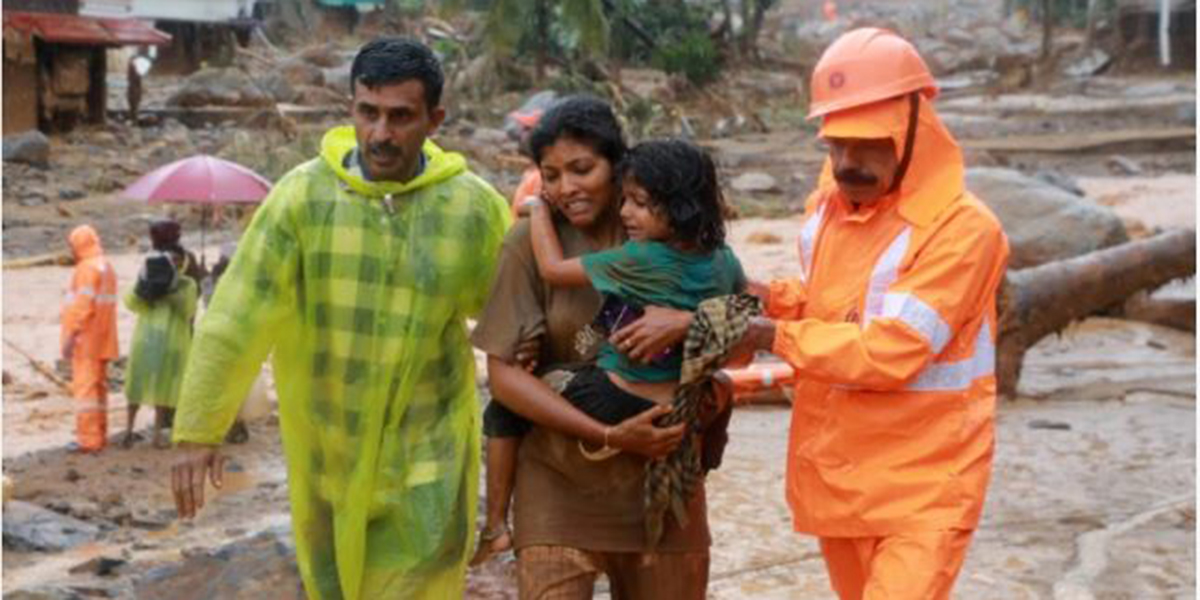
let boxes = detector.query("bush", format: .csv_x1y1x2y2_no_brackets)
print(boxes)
653,31,720,87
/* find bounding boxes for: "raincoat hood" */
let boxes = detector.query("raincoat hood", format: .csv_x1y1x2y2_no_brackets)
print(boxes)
69,225,104,260
818,94,965,227
320,125,467,198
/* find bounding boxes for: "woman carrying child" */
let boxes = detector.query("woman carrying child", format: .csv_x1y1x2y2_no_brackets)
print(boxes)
470,95,744,598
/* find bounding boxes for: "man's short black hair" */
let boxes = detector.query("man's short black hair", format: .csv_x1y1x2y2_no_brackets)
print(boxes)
350,37,444,109
529,95,627,169
619,139,728,252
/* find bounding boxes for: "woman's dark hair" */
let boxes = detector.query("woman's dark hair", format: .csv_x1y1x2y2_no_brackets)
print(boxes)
350,37,444,110
149,218,183,253
619,139,727,252
529,95,627,168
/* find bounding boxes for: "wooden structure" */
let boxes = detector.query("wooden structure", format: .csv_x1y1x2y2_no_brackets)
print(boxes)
2,8,169,134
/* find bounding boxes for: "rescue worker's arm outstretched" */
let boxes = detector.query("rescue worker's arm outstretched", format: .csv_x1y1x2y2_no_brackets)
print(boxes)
747,208,1007,390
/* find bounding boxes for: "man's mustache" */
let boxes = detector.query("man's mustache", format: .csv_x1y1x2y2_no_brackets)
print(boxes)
368,142,401,159
834,168,878,186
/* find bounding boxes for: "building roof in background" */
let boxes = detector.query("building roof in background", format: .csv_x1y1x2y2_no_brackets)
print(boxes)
3,10,171,46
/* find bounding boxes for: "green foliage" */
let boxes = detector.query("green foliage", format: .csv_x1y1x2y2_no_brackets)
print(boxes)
608,0,712,63
653,30,720,86
482,0,609,62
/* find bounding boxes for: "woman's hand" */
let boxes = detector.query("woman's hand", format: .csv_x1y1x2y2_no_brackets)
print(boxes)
607,404,685,459
513,336,541,373
610,306,693,364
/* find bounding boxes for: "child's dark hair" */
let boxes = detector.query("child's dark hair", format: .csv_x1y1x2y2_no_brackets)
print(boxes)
619,139,727,252
529,95,627,169
350,37,444,110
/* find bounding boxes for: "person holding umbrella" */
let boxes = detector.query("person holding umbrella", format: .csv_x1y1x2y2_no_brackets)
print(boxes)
167,37,512,600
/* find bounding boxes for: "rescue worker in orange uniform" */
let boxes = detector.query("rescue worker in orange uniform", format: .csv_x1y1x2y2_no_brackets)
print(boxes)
61,225,119,452
732,28,1010,599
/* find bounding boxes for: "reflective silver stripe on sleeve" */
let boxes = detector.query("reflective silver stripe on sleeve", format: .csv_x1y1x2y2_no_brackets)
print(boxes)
798,203,827,282
879,292,953,354
862,227,911,323
905,321,995,392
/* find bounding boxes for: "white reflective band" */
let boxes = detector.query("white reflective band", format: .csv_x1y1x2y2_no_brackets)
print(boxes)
75,287,96,297
798,204,827,282
879,292,953,354
906,321,995,392
95,294,118,304
862,227,911,322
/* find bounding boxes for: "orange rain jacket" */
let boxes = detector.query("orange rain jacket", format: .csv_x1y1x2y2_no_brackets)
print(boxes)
768,95,1009,537
61,225,119,360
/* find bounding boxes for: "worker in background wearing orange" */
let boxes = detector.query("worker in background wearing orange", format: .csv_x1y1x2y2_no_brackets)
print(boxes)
730,28,1010,599
509,109,543,218
61,225,120,453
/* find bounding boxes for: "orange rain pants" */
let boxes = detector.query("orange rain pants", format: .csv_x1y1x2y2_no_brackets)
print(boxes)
71,356,110,451
819,530,974,600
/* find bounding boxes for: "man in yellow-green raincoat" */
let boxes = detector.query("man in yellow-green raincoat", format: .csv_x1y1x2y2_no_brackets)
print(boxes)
169,37,511,599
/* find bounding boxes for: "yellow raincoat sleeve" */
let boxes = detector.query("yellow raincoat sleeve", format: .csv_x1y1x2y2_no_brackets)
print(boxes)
456,176,512,317
772,206,1008,390
172,173,303,445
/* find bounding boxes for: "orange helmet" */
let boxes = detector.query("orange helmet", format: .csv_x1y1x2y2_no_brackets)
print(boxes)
807,28,937,120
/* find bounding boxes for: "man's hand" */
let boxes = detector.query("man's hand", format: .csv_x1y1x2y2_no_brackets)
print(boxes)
171,442,226,519
513,336,541,373
611,306,693,364
607,404,685,459
727,317,777,364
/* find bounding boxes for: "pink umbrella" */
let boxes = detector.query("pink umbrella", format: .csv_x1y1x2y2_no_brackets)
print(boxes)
123,154,273,263
122,154,272,204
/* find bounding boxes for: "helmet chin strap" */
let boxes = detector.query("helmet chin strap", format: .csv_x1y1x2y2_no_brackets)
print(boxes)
887,92,921,195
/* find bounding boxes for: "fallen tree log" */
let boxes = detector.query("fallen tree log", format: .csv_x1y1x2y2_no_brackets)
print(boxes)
3,252,73,270
997,228,1196,398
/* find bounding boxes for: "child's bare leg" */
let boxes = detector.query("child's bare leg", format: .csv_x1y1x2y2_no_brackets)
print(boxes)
471,435,518,565
122,403,140,448
152,407,171,449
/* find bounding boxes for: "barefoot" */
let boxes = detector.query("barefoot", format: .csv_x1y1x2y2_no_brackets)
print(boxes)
121,433,136,449
469,524,512,566
152,434,171,449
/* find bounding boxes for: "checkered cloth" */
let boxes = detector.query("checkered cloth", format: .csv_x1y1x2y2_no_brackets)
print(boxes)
645,293,762,547
173,127,511,600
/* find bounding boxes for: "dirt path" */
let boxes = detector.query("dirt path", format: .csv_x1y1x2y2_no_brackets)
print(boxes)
3,215,1194,597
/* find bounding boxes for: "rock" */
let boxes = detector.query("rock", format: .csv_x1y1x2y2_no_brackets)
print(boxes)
68,556,126,577
64,469,83,483
3,500,100,552
322,64,351,94
18,192,48,207
4,586,86,600
1033,170,1085,197
166,68,274,108
292,85,347,107
1028,419,1072,431
1106,155,1143,176
258,73,297,103
58,188,86,201
278,58,324,88
730,172,779,194
3,131,51,167
966,168,1128,268
1063,48,1112,78
2,371,11,385
471,127,510,146
134,526,304,600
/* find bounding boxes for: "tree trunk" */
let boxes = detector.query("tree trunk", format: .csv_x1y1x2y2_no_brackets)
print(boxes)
997,229,1196,398
535,0,548,80
1040,0,1054,60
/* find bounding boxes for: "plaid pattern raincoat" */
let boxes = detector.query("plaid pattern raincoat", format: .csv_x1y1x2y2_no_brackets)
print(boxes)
172,126,511,599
